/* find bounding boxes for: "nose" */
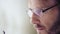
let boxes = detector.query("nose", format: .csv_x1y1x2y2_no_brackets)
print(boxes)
31,13,41,24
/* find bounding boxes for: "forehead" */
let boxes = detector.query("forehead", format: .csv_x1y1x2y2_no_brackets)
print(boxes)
28,0,56,9
28,0,56,5
28,0,42,8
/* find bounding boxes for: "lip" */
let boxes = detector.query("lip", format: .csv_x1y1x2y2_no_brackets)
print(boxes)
34,24,45,30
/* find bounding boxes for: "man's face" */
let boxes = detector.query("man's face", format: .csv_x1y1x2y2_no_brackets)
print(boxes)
28,0,59,34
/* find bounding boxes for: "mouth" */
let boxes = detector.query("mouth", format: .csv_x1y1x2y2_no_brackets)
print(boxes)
34,24,45,30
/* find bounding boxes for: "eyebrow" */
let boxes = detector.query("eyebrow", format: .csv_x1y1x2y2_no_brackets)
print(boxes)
29,3,59,12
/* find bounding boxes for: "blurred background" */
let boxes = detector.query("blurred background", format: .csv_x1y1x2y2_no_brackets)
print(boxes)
0,0,37,34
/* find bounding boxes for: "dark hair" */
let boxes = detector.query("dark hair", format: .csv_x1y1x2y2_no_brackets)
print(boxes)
57,0,60,4
48,0,60,34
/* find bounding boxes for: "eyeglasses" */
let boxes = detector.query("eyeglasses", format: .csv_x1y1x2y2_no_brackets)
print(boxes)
27,4,59,17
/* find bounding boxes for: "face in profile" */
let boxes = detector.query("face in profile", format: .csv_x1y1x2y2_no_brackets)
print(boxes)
28,0,59,34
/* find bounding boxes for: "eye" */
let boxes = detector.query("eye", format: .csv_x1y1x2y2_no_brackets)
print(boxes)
33,8,43,16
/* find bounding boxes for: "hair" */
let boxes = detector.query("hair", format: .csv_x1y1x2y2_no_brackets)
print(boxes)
48,0,60,34
57,0,60,4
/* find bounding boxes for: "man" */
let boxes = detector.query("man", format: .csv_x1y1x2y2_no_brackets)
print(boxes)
28,0,60,34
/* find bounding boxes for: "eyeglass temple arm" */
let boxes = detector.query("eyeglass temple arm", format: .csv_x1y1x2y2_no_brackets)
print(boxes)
43,3,60,12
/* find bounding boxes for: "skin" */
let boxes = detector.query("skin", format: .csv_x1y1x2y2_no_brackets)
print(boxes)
28,0,59,34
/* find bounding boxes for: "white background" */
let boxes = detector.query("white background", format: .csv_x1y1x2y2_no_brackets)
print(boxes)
0,0,36,34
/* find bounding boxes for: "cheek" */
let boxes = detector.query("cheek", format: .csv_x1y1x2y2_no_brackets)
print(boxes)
39,7,59,29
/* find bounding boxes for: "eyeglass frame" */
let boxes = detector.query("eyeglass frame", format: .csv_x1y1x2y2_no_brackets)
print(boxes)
28,3,59,17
